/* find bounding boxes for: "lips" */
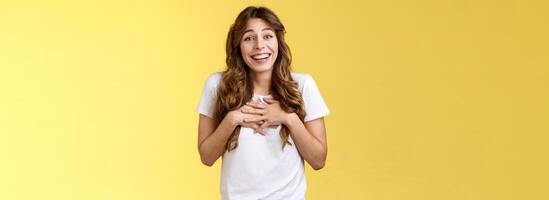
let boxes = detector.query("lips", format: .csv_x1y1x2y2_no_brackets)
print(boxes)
251,53,271,60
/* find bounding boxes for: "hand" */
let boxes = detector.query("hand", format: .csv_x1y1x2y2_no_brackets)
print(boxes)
241,98,292,134
227,105,266,135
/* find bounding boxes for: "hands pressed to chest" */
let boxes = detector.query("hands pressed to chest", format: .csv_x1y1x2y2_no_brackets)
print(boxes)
226,98,296,135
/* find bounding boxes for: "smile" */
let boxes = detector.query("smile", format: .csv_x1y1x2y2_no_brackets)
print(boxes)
251,53,271,60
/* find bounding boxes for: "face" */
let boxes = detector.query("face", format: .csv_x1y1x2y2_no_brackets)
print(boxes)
240,18,278,73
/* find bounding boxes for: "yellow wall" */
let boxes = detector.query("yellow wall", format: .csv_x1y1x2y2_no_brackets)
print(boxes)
1,0,548,199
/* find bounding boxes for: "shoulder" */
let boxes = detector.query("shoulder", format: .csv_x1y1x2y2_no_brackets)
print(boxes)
205,72,222,84
197,72,222,118
291,72,330,121
203,72,223,89
200,72,222,97
290,72,313,92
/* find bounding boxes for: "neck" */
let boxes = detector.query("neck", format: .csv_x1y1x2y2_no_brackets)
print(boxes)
251,70,272,96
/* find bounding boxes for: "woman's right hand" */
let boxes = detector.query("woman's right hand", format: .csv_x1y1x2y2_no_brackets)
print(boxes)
226,104,265,135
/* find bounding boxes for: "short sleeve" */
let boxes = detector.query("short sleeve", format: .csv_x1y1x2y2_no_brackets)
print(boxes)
302,75,330,122
196,73,221,118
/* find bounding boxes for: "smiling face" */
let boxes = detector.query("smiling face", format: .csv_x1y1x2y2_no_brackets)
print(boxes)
240,18,279,74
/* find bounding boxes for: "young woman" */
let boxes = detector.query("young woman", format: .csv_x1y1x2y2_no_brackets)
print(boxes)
197,6,330,199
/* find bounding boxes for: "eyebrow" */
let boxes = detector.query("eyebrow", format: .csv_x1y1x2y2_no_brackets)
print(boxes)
243,28,274,34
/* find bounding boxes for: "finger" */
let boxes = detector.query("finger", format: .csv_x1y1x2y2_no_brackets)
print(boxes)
255,128,265,136
240,105,257,112
244,122,264,135
255,124,265,135
247,100,265,108
241,107,264,118
243,116,266,123
242,123,265,136
256,129,265,135
257,121,271,133
241,122,258,129
250,124,265,135
240,105,252,111
241,107,266,115
246,100,259,106
240,121,257,128
246,101,266,109
263,98,278,104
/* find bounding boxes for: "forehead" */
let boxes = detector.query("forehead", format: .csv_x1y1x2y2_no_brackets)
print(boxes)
243,18,273,33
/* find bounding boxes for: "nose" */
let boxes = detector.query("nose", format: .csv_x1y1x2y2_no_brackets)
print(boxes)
254,37,265,50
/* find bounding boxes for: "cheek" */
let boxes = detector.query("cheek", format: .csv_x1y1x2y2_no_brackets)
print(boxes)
270,42,279,57
239,44,246,56
240,44,252,57
271,40,279,52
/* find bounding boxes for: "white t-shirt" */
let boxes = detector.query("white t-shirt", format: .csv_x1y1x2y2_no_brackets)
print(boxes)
197,72,330,200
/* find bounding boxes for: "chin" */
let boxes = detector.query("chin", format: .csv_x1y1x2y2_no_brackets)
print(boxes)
247,63,274,73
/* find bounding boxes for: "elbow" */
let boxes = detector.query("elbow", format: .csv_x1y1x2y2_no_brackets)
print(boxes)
201,157,215,167
198,145,215,167
311,160,325,170
310,149,327,170
199,150,216,166
310,154,326,170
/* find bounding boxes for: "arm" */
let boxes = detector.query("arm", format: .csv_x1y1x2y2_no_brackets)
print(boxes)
243,100,328,170
197,114,237,166
284,114,327,170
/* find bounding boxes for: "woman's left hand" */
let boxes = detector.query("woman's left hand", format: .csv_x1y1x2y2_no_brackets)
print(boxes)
241,98,293,134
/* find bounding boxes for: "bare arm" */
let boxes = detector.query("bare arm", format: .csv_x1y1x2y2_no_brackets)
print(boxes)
197,114,237,166
243,99,328,170
284,115,327,170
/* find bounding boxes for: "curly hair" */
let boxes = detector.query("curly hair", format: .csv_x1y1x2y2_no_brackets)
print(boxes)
213,6,306,151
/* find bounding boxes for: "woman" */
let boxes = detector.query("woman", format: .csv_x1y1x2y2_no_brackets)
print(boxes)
197,6,330,199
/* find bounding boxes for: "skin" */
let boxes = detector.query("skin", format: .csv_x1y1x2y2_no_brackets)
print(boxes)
198,18,328,170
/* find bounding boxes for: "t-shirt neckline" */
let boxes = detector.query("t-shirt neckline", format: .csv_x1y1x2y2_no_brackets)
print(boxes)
253,94,272,98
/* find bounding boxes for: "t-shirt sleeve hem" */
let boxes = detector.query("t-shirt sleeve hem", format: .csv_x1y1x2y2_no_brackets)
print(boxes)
304,110,330,122
197,107,214,119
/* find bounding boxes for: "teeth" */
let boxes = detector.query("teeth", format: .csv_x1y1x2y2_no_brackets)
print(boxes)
252,53,269,59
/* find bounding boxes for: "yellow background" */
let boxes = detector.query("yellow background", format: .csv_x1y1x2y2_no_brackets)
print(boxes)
1,0,548,199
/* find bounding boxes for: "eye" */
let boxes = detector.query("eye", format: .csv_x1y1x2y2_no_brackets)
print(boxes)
264,35,273,39
243,36,255,41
